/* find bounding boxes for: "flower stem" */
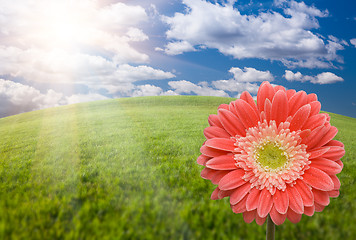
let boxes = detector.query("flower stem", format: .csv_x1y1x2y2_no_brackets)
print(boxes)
266,215,275,240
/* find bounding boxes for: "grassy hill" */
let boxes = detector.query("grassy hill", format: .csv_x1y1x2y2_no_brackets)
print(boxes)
0,96,355,240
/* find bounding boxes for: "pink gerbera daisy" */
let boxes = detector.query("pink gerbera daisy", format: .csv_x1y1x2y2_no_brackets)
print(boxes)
197,81,344,225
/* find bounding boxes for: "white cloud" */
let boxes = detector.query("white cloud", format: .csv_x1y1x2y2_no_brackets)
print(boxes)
126,27,149,42
0,79,63,117
132,84,164,97
0,1,150,64
314,72,344,84
168,80,229,97
159,41,196,55
284,70,304,81
65,93,109,105
0,48,175,88
229,67,274,82
211,66,272,95
284,70,343,84
351,38,356,47
114,64,175,83
212,80,260,96
161,90,179,96
0,79,113,117
0,0,176,104
161,0,345,68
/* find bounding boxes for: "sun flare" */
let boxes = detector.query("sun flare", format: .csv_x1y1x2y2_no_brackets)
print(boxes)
29,1,95,50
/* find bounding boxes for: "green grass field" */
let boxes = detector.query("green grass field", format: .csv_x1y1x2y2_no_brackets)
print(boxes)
0,96,355,240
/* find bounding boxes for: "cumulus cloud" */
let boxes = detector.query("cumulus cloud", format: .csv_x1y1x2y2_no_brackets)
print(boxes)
161,0,345,68
158,41,196,55
0,79,62,117
0,1,175,90
65,93,109,105
284,70,343,84
211,66,273,95
0,1,150,64
168,80,229,97
132,84,164,97
212,80,260,96
166,66,271,97
229,67,274,82
0,79,111,117
313,72,344,84
0,0,178,117
351,38,356,47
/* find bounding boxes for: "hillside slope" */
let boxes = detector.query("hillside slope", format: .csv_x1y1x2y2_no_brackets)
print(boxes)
0,96,355,239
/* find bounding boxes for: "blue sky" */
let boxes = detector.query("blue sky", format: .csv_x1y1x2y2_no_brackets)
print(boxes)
0,0,355,118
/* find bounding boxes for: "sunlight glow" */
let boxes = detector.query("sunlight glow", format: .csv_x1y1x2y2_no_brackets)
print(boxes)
31,1,95,50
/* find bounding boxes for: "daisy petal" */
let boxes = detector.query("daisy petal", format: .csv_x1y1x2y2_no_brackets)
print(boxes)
206,155,238,170
309,157,342,175
200,168,216,180
218,169,246,190
257,188,273,218
330,175,341,190
329,190,340,198
287,187,304,214
204,126,230,139
218,189,234,199
246,188,261,211
313,126,338,149
211,187,220,200
197,155,210,166
205,138,236,152
312,189,330,206
315,202,325,212
218,109,246,137
231,194,248,213
235,99,260,129
302,167,334,191
301,125,326,150
200,145,228,157
230,182,251,205
271,90,289,125
255,215,267,225
257,81,275,113
218,104,229,110
274,85,286,92
287,208,302,224
273,189,289,214
208,114,223,128
335,160,343,168
264,98,272,122
229,101,239,116
325,140,344,148
294,180,314,207
288,91,307,116
307,93,317,103
289,104,311,131
304,205,315,216
211,170,230,185
243,210,256,223
308,147,330,159
240,91,259,114
302,114,326,131
309,101,321,116
322,146,345,161
286,89,296,100
269,206,287,225
298,129,311,140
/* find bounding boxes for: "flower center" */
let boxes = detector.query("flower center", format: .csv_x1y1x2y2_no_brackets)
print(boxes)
234,120,310,193
255,142,288,170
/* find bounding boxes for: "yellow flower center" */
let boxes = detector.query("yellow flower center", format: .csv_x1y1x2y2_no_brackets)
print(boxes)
255,142,288,170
